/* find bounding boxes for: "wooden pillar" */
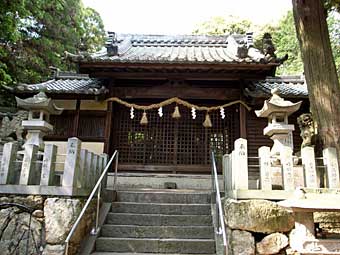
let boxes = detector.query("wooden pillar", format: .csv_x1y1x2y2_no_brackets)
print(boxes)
73,99,80,136
239,104,247,139
104,101,113,154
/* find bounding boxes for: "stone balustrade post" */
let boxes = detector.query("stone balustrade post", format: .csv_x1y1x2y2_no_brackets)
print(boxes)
78,149,88,188
20,144,39,185
258,146,272,190
222,154,232,192
0,142,18,184
62,137,81,188
85,151,93,189
91,154,99,188
280,147,295,190
40,144,57,186
323,147,340,188
231,138,248,189
301,146,318,188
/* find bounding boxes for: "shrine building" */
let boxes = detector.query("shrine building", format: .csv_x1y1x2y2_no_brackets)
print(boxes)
8,32,309,179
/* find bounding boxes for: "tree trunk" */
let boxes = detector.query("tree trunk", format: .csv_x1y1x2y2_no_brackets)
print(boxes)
292,0,340,149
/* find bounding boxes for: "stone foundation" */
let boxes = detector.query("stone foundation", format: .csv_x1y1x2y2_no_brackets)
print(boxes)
0,195,96,255
224,198,340,255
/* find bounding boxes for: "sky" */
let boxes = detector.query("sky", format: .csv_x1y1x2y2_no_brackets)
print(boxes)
83,0,292,34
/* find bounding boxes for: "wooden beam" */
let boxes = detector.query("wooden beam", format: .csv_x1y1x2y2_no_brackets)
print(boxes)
112,86,240,100
73,99,80,136
104,101,113,154
239,104,247,138
84,71,271,81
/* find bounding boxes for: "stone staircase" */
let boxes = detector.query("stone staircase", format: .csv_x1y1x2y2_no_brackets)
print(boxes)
91,189,216,255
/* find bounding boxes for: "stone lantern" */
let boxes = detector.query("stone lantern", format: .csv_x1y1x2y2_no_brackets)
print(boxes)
16,92,63,150
255,88,302,156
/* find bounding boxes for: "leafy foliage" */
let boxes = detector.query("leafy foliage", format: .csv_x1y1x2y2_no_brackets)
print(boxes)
0,0,105,106
193,11,340,76
193,15,252,35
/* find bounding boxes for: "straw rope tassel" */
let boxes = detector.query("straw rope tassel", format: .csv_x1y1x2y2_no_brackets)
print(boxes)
203,112,212,128
140,111,148,125
172,105,181,118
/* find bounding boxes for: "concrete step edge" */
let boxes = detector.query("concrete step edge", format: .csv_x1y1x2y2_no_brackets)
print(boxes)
92,253,216,255
107,212,212,217
96,237,215,242
102,224,214,229
112,202,212,206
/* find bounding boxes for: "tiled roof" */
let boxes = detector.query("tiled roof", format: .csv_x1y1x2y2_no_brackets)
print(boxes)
246,76,308,98
68,33,283,65
12,72,106,95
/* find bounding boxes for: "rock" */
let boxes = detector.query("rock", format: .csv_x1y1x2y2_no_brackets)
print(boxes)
224,199,294,233
0,208,42,254
33,209,44,218
314,212,340,236
256,233,288,254
43,244,65,255
227,228,255,255
3,195,44,210
44,198,82,244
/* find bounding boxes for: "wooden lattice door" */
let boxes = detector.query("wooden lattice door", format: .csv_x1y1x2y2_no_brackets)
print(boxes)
112,103,239,173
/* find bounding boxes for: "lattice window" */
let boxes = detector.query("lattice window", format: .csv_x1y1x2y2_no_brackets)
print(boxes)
113,102,239,168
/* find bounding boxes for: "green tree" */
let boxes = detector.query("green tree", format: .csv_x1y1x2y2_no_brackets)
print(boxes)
0,0,105,106
193,15,252,35
262,10,340,75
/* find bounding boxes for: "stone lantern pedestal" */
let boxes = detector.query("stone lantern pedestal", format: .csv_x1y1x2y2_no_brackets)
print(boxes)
16,92,63,150
255,88,302,156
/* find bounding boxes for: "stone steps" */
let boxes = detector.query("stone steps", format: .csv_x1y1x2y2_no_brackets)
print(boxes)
111,202,211,215
116,190,211,204
106,213,212,226
101,225,214,239
92,189,216,255
92,253,216,255
95,237,216,254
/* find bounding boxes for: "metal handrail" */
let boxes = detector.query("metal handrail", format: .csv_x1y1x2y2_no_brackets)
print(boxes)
211,151,227,253
64,150,119,255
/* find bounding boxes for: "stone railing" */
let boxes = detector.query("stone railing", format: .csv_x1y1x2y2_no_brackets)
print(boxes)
0,137,108,196
223,138,340,200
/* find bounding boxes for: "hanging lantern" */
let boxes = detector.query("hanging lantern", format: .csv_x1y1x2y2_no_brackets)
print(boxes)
220,107,225,119
140,111,148,125
172,105,181,119
191,107,196,119
203,112,212,128
158,106,163,117
130,107,135,119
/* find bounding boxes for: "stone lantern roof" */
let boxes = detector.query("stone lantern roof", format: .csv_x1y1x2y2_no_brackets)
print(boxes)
255,88,302,118
15,92,63,115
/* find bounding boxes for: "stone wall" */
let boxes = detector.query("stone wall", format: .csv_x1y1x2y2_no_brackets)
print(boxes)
224,199,294,255
224,199,340,255
0,195,96,255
